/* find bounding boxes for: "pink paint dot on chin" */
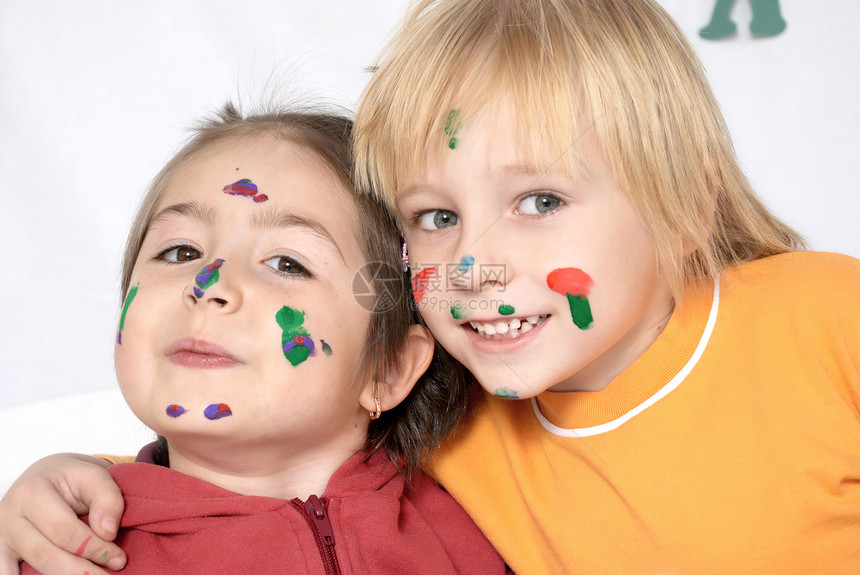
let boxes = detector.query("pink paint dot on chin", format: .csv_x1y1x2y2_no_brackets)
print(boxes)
547,267,593,297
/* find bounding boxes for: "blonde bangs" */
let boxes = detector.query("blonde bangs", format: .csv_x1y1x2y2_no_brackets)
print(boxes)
354,0,594,212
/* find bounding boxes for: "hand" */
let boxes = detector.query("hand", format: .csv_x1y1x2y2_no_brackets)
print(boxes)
0,454,127,574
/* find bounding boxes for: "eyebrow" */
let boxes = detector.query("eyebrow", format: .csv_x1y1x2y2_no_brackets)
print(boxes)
397,163,558,201
150,201,217,227
149,201,346,264
251,207,346,265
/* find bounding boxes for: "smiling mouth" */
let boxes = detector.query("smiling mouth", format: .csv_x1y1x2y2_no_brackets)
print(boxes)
468,315,549,339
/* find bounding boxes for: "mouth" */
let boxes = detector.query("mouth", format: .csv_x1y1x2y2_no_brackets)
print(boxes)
167,338,240,368
467,315,549,340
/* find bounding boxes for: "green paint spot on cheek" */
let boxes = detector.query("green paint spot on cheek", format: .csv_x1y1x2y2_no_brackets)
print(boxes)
275,305,305,331
567,293,594,330
117,283,139,344
285,345,311,366
498,304,515,316
494,387,519,399
276,306,314,367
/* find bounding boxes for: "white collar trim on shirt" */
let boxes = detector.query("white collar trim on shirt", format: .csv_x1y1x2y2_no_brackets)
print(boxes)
531,275,721,438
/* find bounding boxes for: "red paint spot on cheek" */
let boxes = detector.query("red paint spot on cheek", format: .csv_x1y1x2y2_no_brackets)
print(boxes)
547,268,593,296
411,266,437,301
75,535,92,557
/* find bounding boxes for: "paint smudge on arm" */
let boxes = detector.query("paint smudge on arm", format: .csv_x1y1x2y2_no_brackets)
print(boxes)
411,266,437,302
223,178,268,203
494,387,519,399
116,283,139,344
204,403,232,420
547,268,594,330
275,305,316,366
166,404,187,418
498,304,515,316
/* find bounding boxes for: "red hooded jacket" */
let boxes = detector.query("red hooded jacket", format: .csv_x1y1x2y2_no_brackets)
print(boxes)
23,445,507,574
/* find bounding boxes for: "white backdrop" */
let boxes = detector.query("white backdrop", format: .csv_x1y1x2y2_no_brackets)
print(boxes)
1,1,858,491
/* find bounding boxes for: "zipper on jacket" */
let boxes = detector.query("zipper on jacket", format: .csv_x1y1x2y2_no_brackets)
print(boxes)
291,495,341,575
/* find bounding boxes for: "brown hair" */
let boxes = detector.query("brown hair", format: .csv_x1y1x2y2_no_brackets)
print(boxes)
354,0,805,300
123,103,470,476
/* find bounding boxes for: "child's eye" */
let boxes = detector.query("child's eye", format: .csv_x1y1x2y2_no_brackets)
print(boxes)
157,245,202,263
263,256,310,277
416,210,459,230
517,193,562,215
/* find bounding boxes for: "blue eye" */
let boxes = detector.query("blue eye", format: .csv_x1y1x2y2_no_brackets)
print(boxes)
417,210,459,230
518,194,562,215
263,255,310,277
158,245,202,263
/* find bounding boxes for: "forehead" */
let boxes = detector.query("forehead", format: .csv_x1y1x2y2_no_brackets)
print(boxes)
162,136,347,206
155,135,362,242
403,101,592,188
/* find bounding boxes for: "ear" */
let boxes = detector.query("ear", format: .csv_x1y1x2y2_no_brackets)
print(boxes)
359,325,434,415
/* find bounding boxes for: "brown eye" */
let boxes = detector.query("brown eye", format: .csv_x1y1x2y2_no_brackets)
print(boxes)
159,245,202,262
263,256,310,278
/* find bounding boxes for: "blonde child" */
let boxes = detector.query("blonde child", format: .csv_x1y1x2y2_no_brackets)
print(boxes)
3,1,860,573
351,1,860,572
10,104,506,574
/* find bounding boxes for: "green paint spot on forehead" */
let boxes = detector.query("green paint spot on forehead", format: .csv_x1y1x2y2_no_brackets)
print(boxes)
444,109,462,149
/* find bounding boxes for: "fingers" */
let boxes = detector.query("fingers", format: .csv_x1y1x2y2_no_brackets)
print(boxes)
0,544,22,575
0,454,127,573
3,517,115,575
55,457,125,545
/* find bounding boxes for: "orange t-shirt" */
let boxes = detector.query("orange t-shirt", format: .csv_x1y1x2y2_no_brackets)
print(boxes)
430,252,860,574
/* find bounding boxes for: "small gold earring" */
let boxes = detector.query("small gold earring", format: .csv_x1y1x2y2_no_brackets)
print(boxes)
369,397,382,420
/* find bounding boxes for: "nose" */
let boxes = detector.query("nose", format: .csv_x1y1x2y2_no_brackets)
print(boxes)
184,259,242,312
448,220,512,294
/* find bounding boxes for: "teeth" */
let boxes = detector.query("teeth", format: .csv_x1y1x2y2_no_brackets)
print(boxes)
468,315,547,339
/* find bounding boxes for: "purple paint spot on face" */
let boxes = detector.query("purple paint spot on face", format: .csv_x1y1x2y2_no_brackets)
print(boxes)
195,259,225,291
283,334,315,356
166,404,187,418
321,340,333,356
193,286,204,298
223,179,268,203
204,403,232,420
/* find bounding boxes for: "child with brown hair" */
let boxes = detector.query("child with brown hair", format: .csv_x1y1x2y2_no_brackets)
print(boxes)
3,1,859,573
11,103,506,574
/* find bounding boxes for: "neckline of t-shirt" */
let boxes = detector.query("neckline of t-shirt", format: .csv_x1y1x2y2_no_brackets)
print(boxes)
531,276,720,438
